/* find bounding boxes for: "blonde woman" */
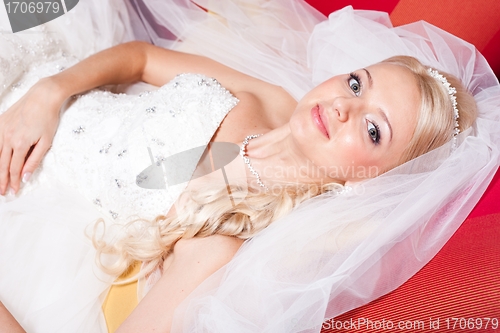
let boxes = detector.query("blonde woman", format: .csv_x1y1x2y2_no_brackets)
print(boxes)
0,1,498,332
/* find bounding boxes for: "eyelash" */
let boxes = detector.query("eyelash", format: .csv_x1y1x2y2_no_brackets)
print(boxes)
367,121,381,145
348,72,380,144
348,73,362,96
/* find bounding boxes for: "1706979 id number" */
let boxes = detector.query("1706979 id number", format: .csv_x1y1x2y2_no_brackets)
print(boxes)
445,317,498,330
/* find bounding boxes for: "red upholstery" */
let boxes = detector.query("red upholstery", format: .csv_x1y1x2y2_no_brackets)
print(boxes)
305,0,500,78
303,1,500,332
328,178,500,333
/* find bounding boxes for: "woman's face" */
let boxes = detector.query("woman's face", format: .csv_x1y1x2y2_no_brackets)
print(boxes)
289,63,420,182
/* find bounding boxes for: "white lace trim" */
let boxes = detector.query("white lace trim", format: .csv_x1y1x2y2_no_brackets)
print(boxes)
38,73,238,223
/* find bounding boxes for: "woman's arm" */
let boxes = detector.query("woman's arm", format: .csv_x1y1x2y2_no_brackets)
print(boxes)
0,41,259,195
116,235,244,333
0,302,25,333
48,41,149,98
0,41,150,195
52,41,258,98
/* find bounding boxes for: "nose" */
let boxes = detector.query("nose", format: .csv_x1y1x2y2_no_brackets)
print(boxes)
332,96,360,122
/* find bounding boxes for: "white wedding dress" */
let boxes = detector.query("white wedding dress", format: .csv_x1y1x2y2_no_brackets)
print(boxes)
0,1,499,333
0,56,239,333
0,6,238,331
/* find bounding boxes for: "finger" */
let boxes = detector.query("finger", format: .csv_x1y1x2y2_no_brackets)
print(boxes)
9,144,34,193
21,139,52,185
0,146,13,195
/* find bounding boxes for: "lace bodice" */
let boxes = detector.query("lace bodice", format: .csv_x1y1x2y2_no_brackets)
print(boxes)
38,73,238,223
0,21,239,224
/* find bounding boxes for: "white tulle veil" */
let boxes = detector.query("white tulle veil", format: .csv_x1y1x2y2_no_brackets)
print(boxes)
1,0,498,332
124,1,500,332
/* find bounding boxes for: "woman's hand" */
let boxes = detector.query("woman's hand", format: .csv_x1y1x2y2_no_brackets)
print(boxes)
0,78,64,195
0,42,150,196
0,40,261,196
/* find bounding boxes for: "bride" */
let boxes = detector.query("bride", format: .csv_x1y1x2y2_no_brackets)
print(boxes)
0,0,498,332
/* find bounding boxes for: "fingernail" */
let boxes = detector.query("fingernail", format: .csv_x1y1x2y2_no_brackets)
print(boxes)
8,188,14,196
22,172,32,184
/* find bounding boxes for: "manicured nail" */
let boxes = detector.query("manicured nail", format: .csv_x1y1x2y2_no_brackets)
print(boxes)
8,188,14,196
22,172,32,183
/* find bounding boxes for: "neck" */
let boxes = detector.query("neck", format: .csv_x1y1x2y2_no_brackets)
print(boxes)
242,125,339,187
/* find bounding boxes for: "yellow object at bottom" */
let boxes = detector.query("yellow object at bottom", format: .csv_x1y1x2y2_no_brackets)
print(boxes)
102,262,140,333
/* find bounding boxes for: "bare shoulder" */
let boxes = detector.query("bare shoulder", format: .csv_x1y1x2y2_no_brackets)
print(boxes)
0,302,25,333
140,41,297,160
117,235,244,332
161,236,244,280
173,235,244,260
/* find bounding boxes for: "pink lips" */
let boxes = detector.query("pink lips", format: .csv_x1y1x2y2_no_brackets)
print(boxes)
311,104,329,138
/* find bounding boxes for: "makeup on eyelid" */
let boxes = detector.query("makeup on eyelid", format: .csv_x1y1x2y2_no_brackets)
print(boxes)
348,71,382,145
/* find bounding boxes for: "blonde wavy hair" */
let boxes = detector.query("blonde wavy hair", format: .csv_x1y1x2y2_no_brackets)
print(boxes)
382,56,477,168
93,55,477,281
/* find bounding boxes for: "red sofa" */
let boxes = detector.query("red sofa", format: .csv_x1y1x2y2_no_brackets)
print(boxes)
303,1,500,332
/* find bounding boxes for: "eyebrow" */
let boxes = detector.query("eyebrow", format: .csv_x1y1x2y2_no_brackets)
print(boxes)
379,108,393,142
363,68,393,143
362,68,373,88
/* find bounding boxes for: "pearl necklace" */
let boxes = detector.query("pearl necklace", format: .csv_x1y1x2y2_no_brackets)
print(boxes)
240,134,269,191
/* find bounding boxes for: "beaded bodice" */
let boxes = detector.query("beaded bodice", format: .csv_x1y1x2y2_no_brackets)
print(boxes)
37,73,238,223
0,24,238,223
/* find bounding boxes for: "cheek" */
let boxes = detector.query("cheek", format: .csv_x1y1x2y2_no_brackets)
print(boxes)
328,139,383,179
349,151,380,176
331,134,364,162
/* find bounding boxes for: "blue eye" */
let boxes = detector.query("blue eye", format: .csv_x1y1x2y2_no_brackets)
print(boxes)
348,73,362,96
367,122,380,144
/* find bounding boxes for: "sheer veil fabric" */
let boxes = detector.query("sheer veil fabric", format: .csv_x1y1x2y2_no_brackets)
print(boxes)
127,1,500,332
0,0,498,332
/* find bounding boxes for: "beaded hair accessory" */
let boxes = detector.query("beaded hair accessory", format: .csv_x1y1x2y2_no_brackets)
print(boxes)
427,68,460,149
